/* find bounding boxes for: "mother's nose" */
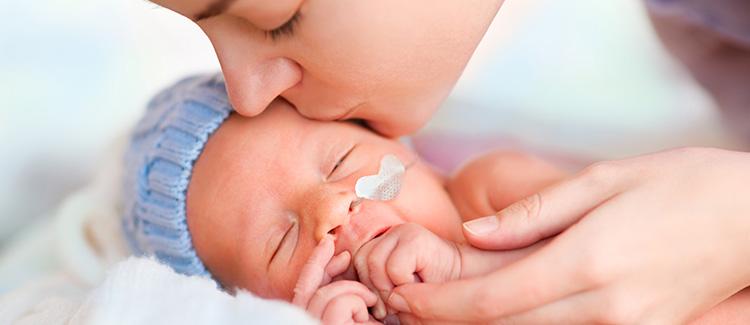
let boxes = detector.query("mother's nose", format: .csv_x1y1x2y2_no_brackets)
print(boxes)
205,23,302,117
222,56,302,117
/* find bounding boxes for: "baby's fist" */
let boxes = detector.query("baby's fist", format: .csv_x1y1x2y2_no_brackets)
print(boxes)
306,280,380,324
353,223,461,319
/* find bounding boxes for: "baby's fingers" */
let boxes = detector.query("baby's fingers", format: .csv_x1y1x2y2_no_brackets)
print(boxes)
385,241,423,287
388,239,460,286
355,236,398,320
325,251,352,284
308,280,378,319
321,294,376,324
365,234,401,295
293,235,335,308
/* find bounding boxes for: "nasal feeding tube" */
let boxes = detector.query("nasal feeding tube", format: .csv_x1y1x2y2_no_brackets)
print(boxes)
351,154,415,209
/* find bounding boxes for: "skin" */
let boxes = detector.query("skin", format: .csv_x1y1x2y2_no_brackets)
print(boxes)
184,104,750,323
149,0,750,322
390,148,750,324
299,150,750,325
186,100,463,299
150,0,504,137
185,99,567,322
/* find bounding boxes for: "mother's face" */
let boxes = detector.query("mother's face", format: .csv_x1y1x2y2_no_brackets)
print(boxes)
151,0,502,136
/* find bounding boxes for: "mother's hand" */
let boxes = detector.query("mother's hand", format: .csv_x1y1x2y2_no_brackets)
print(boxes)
388,147,750,324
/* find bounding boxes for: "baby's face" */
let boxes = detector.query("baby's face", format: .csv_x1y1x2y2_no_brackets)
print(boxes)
186,100,462,299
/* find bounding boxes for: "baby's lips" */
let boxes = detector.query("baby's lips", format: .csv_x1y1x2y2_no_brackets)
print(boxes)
338,201,400,252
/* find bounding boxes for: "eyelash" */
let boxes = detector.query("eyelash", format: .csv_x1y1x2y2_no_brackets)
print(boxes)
331,157,344,175
270,220,296,265
266,12,301,41
329,146,355,177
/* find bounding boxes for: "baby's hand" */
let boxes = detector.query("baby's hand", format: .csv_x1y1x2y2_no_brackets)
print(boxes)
306,280,380,324
353,223,461,320
293,235,381,325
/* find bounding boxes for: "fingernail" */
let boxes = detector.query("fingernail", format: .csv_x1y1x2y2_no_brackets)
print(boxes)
374,300,387,320
387,293,411,313
463,216,500,236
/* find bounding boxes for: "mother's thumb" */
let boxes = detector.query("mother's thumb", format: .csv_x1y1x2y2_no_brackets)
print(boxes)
463,167,624,250
462,193,554,250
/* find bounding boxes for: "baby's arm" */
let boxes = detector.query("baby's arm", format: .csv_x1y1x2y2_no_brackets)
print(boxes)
446,151,567,222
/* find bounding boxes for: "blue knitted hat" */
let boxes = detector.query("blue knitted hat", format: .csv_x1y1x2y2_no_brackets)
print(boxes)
122,73,233,277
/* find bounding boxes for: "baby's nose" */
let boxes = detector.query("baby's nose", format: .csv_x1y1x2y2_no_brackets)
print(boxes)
309,190,359,242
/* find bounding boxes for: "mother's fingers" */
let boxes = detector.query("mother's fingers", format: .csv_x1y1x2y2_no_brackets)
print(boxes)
463,163,625,250
387,236,590,322
293,235,335,308
495,292,602,324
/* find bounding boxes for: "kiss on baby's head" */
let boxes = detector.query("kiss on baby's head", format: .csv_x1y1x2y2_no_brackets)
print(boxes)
122,74,464,300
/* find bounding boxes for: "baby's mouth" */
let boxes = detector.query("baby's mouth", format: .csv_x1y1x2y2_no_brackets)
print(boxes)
336,225,392,282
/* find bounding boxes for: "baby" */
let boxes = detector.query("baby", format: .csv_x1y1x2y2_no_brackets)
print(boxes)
122,74,564,323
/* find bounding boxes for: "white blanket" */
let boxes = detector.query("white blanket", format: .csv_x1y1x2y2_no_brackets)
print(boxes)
0,258,313,325
0,137,315,325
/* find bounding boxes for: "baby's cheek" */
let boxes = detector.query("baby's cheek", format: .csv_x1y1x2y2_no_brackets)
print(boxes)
259,263,302,301
234,253,304,301
394,167,463,241
275,243,319,301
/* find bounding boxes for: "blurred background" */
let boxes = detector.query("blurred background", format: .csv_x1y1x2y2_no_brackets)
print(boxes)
0,0,743,249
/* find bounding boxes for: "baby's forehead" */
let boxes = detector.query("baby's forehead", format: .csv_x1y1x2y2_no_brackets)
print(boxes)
221,102,377,143
190,102,391,214
193,104,361,189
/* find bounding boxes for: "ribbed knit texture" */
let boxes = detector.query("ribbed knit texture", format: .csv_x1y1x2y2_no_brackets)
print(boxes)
122,73,232,277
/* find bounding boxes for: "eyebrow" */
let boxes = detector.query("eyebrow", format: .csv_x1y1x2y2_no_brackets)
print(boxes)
194,0,236,21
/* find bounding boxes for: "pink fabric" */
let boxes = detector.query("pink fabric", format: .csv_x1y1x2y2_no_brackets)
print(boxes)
411,133,591,174
648,0,750,140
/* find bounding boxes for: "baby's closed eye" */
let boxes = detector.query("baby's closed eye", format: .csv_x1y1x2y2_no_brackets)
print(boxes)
270,215,299,267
